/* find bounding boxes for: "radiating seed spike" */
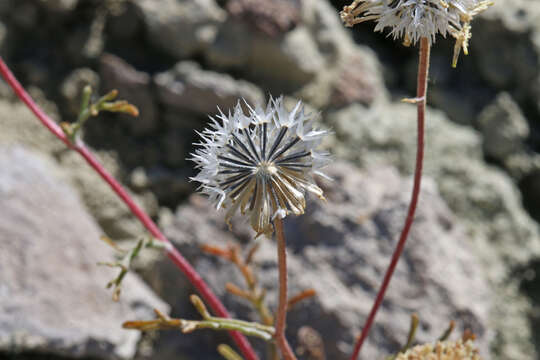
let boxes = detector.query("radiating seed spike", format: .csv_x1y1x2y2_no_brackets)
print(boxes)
267,127,288,160
270,136,301,162
243,128,261,162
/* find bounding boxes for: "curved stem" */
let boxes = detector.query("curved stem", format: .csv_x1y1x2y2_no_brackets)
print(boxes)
0,57,259,360
349,37,430,360
274,218,297,360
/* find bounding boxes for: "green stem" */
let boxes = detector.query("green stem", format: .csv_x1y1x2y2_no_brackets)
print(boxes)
183,318,274,340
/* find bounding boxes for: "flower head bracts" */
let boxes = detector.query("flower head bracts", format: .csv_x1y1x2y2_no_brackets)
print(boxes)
340,0,493,66
191,96,330,237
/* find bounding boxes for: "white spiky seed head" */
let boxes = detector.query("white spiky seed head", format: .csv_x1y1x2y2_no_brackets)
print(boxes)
190,96,330,237
341,0,493,66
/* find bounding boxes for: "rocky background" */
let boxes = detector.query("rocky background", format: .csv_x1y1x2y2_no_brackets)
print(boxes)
0,0,539,359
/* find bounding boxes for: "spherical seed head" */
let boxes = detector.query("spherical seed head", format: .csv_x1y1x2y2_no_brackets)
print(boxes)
190,96,331,237
341,0,492,65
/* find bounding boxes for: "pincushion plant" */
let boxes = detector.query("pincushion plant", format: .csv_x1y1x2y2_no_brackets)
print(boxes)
0,0,492,358
341,0,491,358
190,97,329,359
190,97,329,237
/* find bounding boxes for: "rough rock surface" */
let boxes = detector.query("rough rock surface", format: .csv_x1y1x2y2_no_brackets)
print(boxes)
154,61,263,116
476,92,540,181
326,101,540,359
0,98,157,241
0,145,168,359
327,102,540,274
474,0,540,100
157,162,492,360
1,0,540,358
478,92,529,162
100,54,158,135
133,0,226,59
206,0,385,100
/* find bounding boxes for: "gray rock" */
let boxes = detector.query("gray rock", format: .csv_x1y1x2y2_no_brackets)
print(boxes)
299,47,387,109
473,0,540,101
159,162,492,360
0,97,65,156
58,150,159,241
327,102,540,268
226,0,301,37
206,0,383,97
132,0,226,59
475,92,540,181
207,22,325,92
0,98,157,241
107,1,142,40
326,101,540,359
477,92,529,163
0,145,168,359
100,54,159,135
154,61,263,115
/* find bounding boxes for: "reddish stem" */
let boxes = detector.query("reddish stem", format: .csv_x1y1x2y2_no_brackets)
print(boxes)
0,57,259,360
274,218,298,360
349,37,430,360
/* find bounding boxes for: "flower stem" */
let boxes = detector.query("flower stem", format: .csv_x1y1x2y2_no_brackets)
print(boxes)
274,218,298,360
349,37,430,360
0,57,259,360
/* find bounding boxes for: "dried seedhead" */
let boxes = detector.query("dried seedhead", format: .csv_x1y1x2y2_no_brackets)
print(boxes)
191,96,330,237
340,0,493,66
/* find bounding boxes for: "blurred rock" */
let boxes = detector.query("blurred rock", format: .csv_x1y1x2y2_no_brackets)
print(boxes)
478,93,529,167
107,1,142,39
428,86,477,126
0,1,11,15
0,21,7,57
476,92,540,185
38,0,78,12
132,0,226,59
302,47,386,109
222,0,385,107
0,98,157,241
477,92,529,163
473,19,538,98
0,98,65,155
208,22,325,92
226,0,301,37
157,163,492,359
328,102,540,269
100,53,158,135
473,0,540,103
207,0,367,94
10,2,38,29
327,50,381,107
58,150,159,241
64,8,107,62
0,145,167,359
154,61,263,115
326,101,540,359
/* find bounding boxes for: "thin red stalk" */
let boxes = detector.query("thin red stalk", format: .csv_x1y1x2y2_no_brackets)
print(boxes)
0,57,259,360
349,37,430,360
274,218,297,360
